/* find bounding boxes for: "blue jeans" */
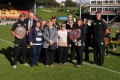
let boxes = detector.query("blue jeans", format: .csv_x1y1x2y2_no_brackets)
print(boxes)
31,45,42,65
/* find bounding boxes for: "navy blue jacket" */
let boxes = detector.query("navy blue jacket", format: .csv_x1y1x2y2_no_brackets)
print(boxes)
28,27,42,43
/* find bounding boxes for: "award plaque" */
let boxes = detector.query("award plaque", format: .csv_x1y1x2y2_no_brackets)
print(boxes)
69,29,80,41
15,26,26,39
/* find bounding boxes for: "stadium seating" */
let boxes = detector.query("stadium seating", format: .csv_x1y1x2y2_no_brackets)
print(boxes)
0,4,29,20
18,10,29,16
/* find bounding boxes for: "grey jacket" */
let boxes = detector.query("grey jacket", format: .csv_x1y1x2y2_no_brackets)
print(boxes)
43,26,58,48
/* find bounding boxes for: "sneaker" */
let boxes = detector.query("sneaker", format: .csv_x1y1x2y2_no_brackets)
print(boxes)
76,65,81,68
64,63,67,66
51,64,54,67
112,48,116,51
23,63,29,66
45,65,49,67
13,65,17,69
59,63,62,65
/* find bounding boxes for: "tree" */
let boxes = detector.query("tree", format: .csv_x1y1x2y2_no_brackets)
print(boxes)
65,0,77,7
36,0,60,7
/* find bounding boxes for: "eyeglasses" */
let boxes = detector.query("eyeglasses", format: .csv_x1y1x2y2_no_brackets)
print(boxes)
62,26,66,27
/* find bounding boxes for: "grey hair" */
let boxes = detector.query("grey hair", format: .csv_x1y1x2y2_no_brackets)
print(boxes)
84,18,88,23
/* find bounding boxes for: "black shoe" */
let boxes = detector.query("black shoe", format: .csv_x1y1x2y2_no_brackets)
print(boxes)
31,64,34,67
35,64,39,66
84,60,89,62
99,64,103,67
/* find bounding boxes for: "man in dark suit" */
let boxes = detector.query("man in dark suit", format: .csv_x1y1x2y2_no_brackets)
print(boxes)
24,12,36,32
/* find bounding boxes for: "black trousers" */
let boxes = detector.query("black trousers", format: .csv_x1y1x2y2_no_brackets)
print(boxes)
75,46,84,65
115,43,120,49
93,40,105,66
70,42,76,61
39,48,45,63
85,41,90,61
105,42,113,55
13,42,27,65
57,46,69,63
44,48,55,65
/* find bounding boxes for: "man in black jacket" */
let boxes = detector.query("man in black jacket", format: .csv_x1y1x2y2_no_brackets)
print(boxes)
83,18,91,62
91,12,108,66
11,13,29,68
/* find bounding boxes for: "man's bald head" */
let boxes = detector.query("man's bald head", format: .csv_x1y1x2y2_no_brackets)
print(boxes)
28,12,34,20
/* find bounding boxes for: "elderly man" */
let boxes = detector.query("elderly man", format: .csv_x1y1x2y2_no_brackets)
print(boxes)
24,12,36,32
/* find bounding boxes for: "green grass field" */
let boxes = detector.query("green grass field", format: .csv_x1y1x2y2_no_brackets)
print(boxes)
36,7,80,23
0,25,120,80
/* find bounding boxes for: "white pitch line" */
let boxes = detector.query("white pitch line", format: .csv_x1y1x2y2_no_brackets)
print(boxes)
83,62,120,74
0,39,13,44
0,38,120,74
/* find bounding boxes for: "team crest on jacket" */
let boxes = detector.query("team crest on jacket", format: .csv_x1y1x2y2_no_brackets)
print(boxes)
93,23,96,25
99,23,101,25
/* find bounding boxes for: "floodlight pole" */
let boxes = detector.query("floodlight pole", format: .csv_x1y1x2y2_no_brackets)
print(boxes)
79,0,81,18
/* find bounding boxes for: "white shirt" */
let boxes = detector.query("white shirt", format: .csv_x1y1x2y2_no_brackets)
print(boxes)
28,19,33,29
58,30,67,42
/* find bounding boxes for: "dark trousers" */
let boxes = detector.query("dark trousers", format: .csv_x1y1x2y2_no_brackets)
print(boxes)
93,40,105,66
31,45,42,65
75,46,84,65
70,42,76,61
44,48,55,65
85,41,90,61
39,48,45,63
13,42,27,65
105,42,113,55
115,43,120,48
57,46,69,63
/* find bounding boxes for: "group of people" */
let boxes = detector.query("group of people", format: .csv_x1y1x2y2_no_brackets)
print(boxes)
11,11,117,69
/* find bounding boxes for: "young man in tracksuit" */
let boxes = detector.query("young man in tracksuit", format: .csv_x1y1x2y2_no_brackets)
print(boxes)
11,13,28,68
91,12,108,66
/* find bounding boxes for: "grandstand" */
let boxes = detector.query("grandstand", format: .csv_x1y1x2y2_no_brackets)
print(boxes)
90,0,120,23
0,0,36,21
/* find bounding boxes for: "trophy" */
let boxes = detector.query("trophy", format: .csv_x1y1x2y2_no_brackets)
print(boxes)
69,29,80,41
15,26,26,39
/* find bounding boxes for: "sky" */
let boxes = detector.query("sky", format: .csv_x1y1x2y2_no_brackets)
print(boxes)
56,0,90,3
77,0,89,3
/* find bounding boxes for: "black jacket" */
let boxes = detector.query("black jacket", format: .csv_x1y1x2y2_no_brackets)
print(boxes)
64,20,76,29
91,19,108,40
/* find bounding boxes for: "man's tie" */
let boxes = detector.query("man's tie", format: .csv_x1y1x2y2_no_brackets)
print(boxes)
28,20,32,31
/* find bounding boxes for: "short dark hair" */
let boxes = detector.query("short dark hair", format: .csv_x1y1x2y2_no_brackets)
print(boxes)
19,13,26,17
36,20,41,24
95,11,101,15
